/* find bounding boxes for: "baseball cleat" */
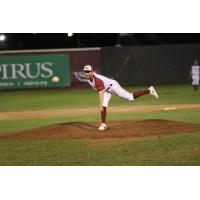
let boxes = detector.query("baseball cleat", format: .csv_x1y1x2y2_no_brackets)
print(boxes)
98,123,107,131
149,86,159,99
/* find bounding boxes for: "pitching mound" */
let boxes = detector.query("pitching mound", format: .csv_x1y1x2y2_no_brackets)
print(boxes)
1,120,200,144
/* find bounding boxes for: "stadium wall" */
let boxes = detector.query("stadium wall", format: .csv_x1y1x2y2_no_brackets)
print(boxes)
1,44,200,90
0,48,101,90
101,44,200,86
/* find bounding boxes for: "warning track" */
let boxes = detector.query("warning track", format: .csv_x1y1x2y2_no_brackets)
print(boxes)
0,104,200,120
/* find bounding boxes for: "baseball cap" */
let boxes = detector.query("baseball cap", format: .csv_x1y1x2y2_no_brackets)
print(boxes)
83,65,93,72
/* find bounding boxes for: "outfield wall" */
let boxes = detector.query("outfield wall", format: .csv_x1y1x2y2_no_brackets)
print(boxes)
0,48,101,90
101,44,200,86
0,53,71,89
0,44,200,89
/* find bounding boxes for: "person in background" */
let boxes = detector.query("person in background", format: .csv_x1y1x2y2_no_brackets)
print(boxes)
190,60,200,91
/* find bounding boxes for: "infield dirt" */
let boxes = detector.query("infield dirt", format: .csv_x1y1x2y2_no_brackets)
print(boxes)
1,119,200,144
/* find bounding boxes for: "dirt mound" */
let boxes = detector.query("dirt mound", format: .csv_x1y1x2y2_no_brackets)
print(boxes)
1,120,200,144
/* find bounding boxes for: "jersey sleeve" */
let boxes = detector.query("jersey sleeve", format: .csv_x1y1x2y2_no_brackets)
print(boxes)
94,76,106,93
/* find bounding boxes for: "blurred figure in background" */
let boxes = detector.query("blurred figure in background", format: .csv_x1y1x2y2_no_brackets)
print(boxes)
190,59,200,91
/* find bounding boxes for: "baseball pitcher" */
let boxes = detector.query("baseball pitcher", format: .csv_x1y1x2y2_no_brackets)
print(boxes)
83,65,159,131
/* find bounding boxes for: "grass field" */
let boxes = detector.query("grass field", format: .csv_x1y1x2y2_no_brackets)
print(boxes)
0,85,200,165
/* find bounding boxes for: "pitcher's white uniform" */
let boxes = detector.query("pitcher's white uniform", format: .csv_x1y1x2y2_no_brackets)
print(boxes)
84,65,159,131
191,65,200,85
87,73,134,107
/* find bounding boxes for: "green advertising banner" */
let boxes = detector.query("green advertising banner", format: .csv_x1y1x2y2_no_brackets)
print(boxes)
0,53,71,90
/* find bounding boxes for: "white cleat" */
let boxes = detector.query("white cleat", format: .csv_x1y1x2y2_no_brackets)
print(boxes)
98,123,107,131
149,86,159,99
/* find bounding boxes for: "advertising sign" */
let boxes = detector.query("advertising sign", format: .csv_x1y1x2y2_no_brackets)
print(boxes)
0,53,71,89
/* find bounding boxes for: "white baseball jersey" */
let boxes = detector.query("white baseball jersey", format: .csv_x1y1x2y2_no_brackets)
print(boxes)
87,73,134,107
191,65,200,76
87,73,115,93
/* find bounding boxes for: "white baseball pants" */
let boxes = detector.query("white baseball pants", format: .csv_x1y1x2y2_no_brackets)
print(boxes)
102,80,134,107
192,75,199,85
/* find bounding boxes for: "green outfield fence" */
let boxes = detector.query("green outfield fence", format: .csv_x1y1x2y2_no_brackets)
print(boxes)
0,48,101,90
0,53,71,89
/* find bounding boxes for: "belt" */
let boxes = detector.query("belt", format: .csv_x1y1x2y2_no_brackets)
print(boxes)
106,84,113,91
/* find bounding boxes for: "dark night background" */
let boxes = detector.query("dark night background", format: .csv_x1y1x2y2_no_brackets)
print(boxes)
0,33,200,50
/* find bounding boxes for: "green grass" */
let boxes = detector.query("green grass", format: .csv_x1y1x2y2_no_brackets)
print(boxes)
0,89,98,111
0,85,199,112
0,84,200,165
0,133,200,165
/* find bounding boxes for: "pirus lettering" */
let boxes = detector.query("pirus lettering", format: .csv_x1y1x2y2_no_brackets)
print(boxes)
0,62,54,80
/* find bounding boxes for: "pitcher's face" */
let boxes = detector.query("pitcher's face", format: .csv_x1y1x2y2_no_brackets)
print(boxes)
84,71,93,79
